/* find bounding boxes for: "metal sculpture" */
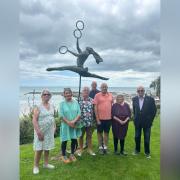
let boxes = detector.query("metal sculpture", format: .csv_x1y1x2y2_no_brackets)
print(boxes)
47,20,109,101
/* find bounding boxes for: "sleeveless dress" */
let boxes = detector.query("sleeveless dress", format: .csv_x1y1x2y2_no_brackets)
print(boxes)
33,104,55,151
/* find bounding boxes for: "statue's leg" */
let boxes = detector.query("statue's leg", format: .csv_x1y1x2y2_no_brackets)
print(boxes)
86,72,109,80
84,67,88,72
46,66,77,71
46,66,109,80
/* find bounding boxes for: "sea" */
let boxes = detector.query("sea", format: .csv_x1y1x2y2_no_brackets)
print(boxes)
19,86,153,117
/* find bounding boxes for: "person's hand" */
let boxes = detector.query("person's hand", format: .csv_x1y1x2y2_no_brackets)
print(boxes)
119,120,126,125
122,119,129,125
37,131,44,141
71,120,76,128
122,121,126,125
71,120,76,124
68,121,75,128
97,120,101,125
119,120,123,125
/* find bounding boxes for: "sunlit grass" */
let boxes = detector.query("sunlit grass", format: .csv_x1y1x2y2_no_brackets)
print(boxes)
20,115,160,180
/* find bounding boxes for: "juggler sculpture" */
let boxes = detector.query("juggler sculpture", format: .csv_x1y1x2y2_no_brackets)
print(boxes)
46,20,109,101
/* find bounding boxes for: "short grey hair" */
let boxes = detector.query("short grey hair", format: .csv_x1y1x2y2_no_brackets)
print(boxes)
116,94,124,99
41,89,52,97
82,86,90,92
100,83,108,88
137,86,145,91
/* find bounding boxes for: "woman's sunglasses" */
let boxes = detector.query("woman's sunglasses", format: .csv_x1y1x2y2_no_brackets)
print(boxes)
137,90,144,92
43,93,51,96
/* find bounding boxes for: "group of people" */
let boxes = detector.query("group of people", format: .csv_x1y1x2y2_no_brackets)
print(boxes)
32,82,157,174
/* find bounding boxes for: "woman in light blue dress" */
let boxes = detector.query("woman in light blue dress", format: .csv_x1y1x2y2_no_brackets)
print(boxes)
32,89,56,174
59,88,82,163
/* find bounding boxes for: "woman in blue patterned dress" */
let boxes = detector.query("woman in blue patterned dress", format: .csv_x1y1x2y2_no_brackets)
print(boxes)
77,87,96,156
32,89,56,174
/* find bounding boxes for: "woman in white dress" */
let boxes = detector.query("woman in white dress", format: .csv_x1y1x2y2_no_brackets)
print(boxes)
32,89,56,174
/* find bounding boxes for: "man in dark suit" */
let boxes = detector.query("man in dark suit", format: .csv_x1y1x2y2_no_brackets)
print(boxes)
132,86,157,158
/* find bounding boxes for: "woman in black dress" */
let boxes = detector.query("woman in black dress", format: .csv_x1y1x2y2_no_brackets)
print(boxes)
112,95,131,155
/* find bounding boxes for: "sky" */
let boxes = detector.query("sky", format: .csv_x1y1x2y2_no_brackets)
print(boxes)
20,0,160,87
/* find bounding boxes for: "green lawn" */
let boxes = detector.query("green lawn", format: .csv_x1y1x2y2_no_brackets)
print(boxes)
20,115,160,180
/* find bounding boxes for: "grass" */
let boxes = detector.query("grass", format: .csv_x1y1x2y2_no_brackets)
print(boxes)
20,115,160,180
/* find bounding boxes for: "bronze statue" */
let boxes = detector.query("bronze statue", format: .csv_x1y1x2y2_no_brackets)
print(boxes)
68,38,103,68
46,20,109,80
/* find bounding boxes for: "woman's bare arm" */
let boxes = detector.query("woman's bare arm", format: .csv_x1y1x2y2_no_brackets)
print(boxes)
76,38,82,53
32,107,44,141
72,115,81,123
113,116,123,124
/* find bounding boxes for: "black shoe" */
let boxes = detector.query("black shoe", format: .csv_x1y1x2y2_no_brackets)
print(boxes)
98,148,104,155
120,151,128,156
114,151,120,155
145,153,151,159
104,149,110,154
132,150,140,155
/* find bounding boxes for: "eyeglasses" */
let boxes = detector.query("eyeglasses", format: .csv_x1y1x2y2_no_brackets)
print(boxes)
43,93,51,96
137,90,144,92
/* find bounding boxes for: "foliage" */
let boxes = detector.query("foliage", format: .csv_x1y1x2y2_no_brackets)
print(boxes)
20,110,61,145
20,113,34,145
54,117,61,138
150,76,160,98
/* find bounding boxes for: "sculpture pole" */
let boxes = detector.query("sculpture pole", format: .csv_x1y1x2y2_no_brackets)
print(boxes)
78,75,81,102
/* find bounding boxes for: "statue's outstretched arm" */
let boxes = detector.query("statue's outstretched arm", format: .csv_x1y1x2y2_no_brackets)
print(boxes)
76,38,82,53
67,49,79,57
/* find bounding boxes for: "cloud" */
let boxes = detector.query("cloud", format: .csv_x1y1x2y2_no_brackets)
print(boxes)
20,0,160,87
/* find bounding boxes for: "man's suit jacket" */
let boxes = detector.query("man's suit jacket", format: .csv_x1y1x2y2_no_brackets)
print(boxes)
132,95,157,128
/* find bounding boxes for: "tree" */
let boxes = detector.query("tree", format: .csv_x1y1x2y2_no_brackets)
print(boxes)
150,76,160,98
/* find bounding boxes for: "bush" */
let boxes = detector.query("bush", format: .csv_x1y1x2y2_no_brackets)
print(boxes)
20,110,61,145
54,117,61,137
156,104,160,116
20,113,34,145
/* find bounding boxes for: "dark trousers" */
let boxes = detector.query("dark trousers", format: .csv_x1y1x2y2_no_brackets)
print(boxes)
75,139,78,150
135,126,151,154
61,139,77,156
113,137,125,153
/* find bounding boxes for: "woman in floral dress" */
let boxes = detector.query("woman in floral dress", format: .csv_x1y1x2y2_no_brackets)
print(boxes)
77,87,96,156
32,89,56,174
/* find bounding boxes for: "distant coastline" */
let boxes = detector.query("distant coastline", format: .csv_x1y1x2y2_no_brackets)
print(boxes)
19,86,156,117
